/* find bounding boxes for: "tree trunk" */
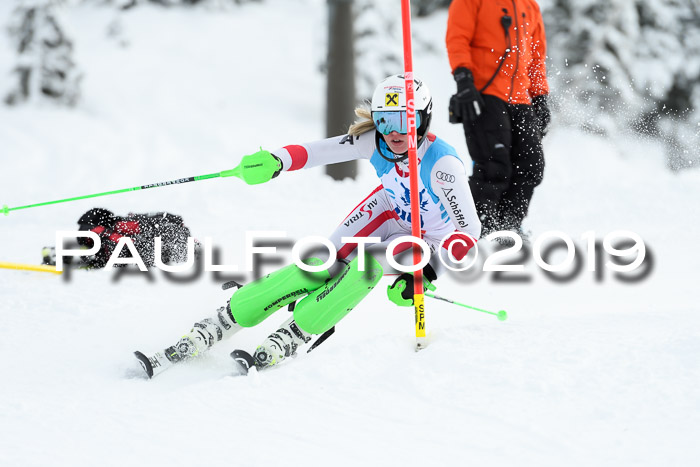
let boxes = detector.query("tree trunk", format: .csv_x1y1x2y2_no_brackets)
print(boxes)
325,0,357,180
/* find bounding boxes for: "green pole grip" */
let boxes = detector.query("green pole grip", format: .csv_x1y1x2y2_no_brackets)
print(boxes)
223,149,281,185
219,168,240,178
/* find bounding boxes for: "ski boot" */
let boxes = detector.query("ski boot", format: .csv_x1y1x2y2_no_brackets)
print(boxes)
41,247,56,266
135,302,242,378
252,316,312,370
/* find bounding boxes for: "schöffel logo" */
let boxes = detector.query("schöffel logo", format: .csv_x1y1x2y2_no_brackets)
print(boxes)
436,171,455,183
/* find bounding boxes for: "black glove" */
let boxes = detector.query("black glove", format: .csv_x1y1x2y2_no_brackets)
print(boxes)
532,94,551,136
449,67,485,125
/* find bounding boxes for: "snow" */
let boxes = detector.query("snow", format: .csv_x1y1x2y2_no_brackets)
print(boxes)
1,2,699,466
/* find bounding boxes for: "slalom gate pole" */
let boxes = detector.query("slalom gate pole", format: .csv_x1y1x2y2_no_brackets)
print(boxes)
425,293,508,321
400,0,426,351
0,262,62,275
1,162,250,217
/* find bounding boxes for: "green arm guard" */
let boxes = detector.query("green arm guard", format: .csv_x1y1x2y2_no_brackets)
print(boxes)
221,149,283,185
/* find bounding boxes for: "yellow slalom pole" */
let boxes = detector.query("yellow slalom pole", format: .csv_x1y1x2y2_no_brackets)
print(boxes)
414,292,426,344
0,262,62,274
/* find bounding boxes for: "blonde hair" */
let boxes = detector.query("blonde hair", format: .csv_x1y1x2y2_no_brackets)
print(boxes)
348,106,375,137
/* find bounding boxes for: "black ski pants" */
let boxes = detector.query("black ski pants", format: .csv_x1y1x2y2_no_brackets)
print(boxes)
462,94,545,234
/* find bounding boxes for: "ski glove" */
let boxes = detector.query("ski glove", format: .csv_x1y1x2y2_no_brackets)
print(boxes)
228,149,283,185
532,95,551,136
449,67,485,125
387,267,437,307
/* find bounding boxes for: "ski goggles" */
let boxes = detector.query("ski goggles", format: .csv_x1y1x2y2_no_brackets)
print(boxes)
372,110,421,135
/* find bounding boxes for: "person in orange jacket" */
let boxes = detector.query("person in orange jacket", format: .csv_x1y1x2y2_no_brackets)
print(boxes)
446,0,550,241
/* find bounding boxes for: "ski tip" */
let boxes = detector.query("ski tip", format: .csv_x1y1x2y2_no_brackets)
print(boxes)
133,351,154,379
230,349,256,376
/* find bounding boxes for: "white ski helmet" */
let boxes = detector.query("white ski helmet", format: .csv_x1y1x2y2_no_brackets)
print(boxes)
370,74,433,159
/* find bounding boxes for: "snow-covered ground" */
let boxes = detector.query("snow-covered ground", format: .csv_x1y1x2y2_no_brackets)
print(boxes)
1,2,699,466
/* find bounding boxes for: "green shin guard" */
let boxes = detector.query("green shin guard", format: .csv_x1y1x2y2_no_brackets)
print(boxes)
230,258,331,328
293,255,383,335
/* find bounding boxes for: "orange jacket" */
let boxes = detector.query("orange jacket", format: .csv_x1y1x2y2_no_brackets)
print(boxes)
446,0,549,105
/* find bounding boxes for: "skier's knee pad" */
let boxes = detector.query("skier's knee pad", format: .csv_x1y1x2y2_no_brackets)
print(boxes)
230,258,331,328
293,255,383,335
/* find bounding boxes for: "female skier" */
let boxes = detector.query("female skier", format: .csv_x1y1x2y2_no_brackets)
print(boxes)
135,75,481,378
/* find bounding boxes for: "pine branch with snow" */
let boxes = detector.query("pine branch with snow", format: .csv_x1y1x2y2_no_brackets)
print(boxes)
5,0,82,106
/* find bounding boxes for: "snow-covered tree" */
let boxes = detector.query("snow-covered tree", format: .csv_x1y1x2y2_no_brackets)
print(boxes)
414,0,450,17
353,1,440,100
104,0,261,7
5,0,82,106
353,0,403,100
541,0,700,169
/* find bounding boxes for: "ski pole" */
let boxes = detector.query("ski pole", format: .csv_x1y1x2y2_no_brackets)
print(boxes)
425,292,508,321
1,172,222,216
307,326,336,353
1,149,278,216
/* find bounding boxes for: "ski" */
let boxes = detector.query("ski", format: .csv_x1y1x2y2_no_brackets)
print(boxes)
134,350,156,378
230,349,256,376
133,348,179,379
